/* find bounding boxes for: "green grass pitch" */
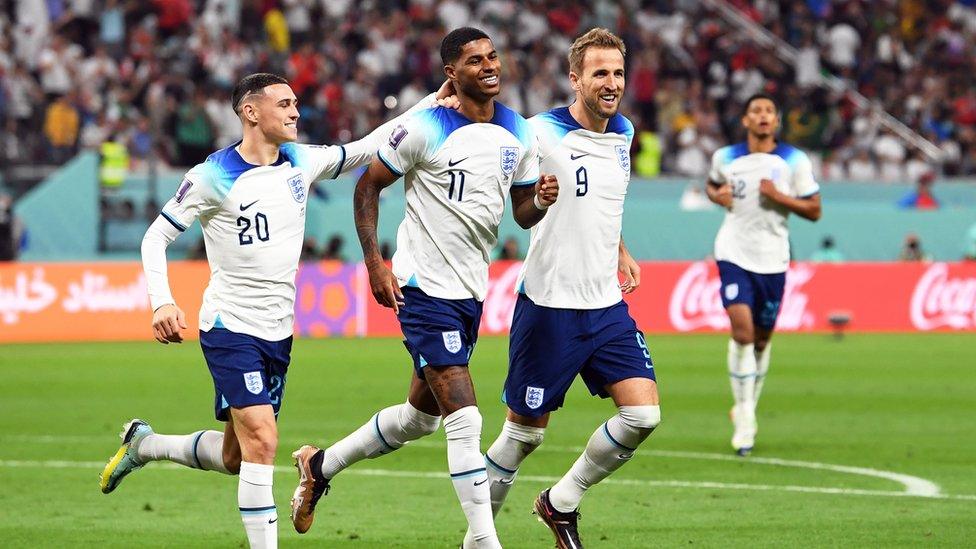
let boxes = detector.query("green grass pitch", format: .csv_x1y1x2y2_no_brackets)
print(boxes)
1,333,974,547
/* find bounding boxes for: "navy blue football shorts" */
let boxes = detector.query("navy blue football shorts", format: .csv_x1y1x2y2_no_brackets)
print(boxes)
716,260,786,330
398,287,483,378
199,327,291,421
504,294,655,418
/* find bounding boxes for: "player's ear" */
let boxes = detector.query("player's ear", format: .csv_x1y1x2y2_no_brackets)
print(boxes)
569,71,580,92
444,63,457,82
241,101,259,125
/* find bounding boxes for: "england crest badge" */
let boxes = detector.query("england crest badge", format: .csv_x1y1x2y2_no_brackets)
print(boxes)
442,330,462,354
500,146,519,176
525,386,545,410
287,174,306,203
243,372,264,395
614,145,630,172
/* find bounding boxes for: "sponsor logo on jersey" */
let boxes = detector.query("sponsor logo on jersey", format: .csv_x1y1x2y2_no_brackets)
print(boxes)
287,174,306,203
442,330,462,353
389,125,408,150
175,179,193,203
500,146,519,175
911,262,976,330
525,386,545,409
615,145,630,172
243,371,264,395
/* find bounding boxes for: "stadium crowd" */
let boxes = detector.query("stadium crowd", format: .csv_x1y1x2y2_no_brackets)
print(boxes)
1,0,975,181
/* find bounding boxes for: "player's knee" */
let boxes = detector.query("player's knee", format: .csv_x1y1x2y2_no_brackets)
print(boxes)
731,326,754,345
400,402,442,438
618,405,661,441
242,426,278,462
443,406,481,441
755,338,770,352
502,420,546,452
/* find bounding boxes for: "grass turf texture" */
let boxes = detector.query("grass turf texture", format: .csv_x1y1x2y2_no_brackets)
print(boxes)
1,333,974,548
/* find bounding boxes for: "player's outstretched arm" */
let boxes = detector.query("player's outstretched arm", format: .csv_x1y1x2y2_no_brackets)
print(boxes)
141,218,188,344
705,180,733,209
510,174,559,229
354,158,404,313
618,238,641,294
758,179,822,221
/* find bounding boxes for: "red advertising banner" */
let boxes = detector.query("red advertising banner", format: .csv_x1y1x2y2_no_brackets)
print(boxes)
2,260,975,343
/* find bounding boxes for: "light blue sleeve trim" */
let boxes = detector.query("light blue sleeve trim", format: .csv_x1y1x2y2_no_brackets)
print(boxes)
376,150,404,177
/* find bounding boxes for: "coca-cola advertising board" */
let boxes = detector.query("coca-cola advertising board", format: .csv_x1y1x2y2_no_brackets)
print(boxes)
2,261,975,343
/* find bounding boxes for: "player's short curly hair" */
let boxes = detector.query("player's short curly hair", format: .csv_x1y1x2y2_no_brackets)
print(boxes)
742,93,778,116
568,28,626,74
231,73,289,114
440,27,491,66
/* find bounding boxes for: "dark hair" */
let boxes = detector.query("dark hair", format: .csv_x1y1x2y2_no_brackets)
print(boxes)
231,73,289,114
440,27,491,66
742,93,777,116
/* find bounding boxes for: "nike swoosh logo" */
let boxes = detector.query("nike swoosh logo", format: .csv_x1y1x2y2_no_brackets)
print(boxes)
448,157,468,166
474,478,488,486
268,518,277,524
240,200,259,211
570,153,589,160
499,479,515,485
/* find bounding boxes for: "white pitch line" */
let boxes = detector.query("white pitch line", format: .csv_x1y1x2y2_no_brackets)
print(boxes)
0,434,946,497
1,459,974,502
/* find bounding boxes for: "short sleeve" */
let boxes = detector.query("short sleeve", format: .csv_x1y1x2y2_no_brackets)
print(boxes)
708,148,728,184
159,166,220,231
375,117,428,177
511,133,541,187
791,151,820,197
280,143,347,182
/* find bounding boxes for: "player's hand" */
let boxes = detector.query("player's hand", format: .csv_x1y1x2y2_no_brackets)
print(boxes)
434,80,460,110
535,174,559,207
758,179,780,202
713,184,733,209
152,304,187,344
619,250,641,294
366,259,405,314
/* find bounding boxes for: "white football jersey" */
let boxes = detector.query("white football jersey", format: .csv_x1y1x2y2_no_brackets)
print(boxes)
709,142,820,274
377,103,540,301
158,141,369,341
517,107,634,309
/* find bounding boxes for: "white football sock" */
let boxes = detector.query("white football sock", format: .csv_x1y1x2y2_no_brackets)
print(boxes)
445,406,500,549
728,339,757,427
548,405,660,513
463,420,545,548
754,343,772,407
238,461,277,549
135,430,230,474
320,402,440,479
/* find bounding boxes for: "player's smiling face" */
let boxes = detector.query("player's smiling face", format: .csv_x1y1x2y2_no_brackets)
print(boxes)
742,98,779,139
573,47,625,120
449,38,501,100
244,83,300,145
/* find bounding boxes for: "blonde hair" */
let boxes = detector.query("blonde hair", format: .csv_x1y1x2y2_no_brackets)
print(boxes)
568,28,626,74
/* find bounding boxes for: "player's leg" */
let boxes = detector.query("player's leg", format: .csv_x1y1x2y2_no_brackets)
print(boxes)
749,270,785,420
423,364,501,549
290,374,441,533
231,404,279,549
538,310,660,548
718,261,759,455
753,326,774,406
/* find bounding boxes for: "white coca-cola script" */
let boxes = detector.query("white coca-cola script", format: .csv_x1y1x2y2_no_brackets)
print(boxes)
910,262,976,330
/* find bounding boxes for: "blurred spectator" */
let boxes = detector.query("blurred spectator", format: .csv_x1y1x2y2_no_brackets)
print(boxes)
497,237,521,260
679,184,715,211
300,237,319,261
42,94,79,163
897,172,940,210
0,0,973,179
380,241,394,261
0,192,23,261
899,233,931,261
810,235,845,263
322,235,346,261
